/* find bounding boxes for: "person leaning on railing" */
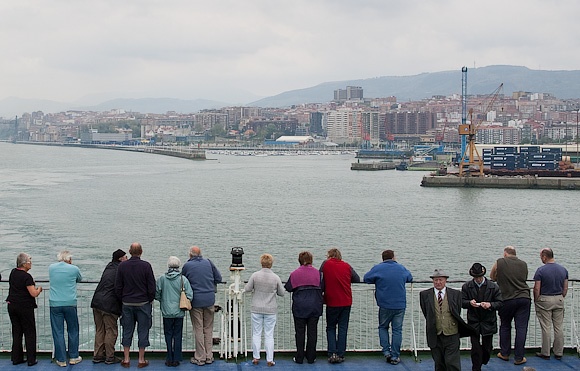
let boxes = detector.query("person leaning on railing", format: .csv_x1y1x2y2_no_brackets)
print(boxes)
284,251,323,365
6,252,43,366
244,253,285,367
155,256,193,367
49,250,83,367
90,249,127,365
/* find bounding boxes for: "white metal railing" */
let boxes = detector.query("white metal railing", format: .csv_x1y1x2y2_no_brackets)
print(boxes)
1,280,579,358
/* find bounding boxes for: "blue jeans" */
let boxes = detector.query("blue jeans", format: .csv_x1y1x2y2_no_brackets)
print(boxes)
325,306,351,357
378,307,405,359
163,317,184,363
121,303,152,348
50,306,79,362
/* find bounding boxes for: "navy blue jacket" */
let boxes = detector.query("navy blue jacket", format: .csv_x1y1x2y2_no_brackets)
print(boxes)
115,256,156,303
182,256,222,308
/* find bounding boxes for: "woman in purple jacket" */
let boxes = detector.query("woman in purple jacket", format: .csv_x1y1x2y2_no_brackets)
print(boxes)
284,251,323,364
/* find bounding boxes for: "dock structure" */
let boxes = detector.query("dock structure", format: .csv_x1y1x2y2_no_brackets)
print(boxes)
6,141,207,160
351,161,396,170
421,175,580,190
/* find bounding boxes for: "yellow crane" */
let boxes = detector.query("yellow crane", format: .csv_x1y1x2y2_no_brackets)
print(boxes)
459,83,503,176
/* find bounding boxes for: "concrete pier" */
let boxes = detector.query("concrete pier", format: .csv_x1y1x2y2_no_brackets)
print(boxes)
351,161,396,170
421,175,580,190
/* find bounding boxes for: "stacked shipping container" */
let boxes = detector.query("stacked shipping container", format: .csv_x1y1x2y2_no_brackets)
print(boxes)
482,146,561,170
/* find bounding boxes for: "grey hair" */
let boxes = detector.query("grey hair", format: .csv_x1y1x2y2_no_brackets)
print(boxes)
167,256,181,268
57,250,72,262
16,253,31,268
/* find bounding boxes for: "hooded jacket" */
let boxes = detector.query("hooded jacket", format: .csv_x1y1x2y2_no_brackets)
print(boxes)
155,270,193,318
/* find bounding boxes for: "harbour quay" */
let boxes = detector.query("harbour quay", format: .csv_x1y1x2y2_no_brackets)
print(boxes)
421,174,580,189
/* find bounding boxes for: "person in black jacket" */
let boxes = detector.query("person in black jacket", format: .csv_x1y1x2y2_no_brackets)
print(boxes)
284,251,323,364
91,249,126,364
461,263,503,371
6,253,43,366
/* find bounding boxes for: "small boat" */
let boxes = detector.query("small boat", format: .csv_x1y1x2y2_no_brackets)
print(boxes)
395,161,408,171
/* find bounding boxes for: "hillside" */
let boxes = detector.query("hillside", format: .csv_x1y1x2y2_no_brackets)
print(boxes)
250,65,580,107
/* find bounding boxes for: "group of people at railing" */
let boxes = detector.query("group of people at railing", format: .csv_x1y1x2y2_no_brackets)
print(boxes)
3,244,569,371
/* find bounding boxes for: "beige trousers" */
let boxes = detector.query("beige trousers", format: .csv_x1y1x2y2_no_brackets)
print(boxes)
190,306,215,362
93,308,119,359
535,294,565,356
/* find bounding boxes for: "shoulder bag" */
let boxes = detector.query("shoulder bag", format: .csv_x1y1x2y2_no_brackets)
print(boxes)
180,275,192,310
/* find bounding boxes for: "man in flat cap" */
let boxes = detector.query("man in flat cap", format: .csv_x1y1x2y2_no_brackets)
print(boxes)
91,249,127,364
461,263,503,371
420,269,474,371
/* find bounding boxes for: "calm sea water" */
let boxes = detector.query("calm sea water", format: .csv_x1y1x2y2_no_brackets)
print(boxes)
0,142,577,284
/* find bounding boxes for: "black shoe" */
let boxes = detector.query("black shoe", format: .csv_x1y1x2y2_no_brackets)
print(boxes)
105,357,123,364
13,360,26,365
535,352,550,360
293,357,303,364
385,355,392,363
28,360,38,366
172,361,180,367
93,356,106,363
307,359,316,364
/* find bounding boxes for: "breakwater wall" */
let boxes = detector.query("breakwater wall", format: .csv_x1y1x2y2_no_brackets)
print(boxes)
3,141,206,160
421,175,580,190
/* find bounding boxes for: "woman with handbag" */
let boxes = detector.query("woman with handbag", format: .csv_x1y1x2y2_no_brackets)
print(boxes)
155,256,193,367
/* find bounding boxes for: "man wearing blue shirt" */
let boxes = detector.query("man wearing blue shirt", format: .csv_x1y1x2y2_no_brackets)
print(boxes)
363,250,413,365
49,250,83,367
533,248,568,360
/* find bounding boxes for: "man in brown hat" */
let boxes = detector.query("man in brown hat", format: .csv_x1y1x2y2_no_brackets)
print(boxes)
461,263,503,371
420,269,474,371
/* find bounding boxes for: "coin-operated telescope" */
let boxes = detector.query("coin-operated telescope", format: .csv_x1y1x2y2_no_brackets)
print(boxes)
225,247,245,359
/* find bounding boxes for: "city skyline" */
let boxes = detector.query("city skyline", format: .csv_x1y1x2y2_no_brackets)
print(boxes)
1,1,579,105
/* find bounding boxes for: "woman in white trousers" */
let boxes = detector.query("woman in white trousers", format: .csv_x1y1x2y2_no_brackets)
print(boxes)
244,254,285,366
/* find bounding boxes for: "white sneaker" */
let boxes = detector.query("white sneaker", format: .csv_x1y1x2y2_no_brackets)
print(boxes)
55,360,67,367
70,356,83,365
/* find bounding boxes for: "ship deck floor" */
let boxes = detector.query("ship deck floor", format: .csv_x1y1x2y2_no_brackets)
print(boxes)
2,351,578,370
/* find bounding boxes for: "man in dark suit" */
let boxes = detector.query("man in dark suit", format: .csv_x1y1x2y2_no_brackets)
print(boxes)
420,269,474,371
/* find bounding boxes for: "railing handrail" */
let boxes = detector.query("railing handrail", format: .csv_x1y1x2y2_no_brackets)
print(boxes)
0,281,578,357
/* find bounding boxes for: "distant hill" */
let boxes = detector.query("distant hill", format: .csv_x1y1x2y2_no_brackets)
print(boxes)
3,65,580,118
0,97,232,118
76,98,230,115
250,65,580,107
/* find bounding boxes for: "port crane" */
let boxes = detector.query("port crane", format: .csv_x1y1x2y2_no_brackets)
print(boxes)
458,82,503,176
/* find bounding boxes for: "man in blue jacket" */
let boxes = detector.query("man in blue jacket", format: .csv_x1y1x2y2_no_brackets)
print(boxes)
363,250,413,365
182,246,222,365
115,243,156,369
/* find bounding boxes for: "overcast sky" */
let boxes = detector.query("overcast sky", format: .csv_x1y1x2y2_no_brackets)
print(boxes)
1,0,578,104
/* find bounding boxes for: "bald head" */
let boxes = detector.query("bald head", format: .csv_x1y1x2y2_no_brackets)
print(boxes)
503,246,516,257
129,243,142,257
189,246,201,257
